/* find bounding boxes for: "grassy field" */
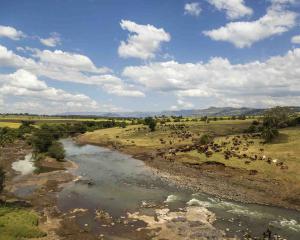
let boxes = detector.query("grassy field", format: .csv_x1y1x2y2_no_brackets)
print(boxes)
0,206,45,240
80,120,300,185
80,119,253,149
0,122,21,128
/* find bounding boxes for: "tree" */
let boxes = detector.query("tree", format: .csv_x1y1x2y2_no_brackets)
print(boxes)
47,141,65,161
31,124,56,152
144,117,157,132
261,106,293,142
18,120,35,137
262,126,279,143
263,106,293,128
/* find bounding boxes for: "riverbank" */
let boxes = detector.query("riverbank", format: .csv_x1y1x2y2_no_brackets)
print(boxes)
76,124,300,212
0,140,102,240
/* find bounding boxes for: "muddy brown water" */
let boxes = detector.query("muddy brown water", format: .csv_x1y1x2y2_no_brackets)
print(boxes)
15,139,299,239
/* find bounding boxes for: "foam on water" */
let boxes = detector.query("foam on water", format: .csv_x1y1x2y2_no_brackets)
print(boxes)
186,198,213,208
187,197,273,219
12,153,36,175
270,219,300,232
164,194,179,203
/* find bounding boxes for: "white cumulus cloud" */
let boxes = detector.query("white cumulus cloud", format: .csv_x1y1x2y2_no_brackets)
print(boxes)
0,25,24,40
203,1,298,48
207,0,253,20
184,2,202,17
118,20,171,60
291,35,300,44
40,32,61,47
0,44,145,97
0,69,109,114
122,48,300,108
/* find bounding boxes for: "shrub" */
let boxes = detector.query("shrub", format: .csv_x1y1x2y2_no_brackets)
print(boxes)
47,141,65,161
245,125,258,133
198,134,213,145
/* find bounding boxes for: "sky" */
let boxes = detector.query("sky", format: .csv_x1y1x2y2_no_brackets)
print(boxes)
0,0,300,114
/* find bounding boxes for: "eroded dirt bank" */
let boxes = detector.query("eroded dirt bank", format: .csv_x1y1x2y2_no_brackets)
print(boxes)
76,136,300,212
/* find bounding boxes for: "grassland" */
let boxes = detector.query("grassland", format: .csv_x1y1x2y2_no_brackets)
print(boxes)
0,122,21,128
80,119,253,148
0,206,45,240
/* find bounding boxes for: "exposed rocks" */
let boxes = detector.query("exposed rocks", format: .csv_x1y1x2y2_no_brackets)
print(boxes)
128,206,225,240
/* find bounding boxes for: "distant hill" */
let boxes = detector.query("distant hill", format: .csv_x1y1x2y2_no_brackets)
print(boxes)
61,106,292,118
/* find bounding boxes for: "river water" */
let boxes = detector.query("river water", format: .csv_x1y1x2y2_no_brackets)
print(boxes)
57,139,300,239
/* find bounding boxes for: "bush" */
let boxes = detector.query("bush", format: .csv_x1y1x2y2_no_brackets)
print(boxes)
198,134,213,145
252,120,260,125
47,141,65,161
0,127,19,147
245,125,258,133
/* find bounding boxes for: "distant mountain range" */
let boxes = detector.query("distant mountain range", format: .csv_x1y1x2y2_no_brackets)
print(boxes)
60,106,300,118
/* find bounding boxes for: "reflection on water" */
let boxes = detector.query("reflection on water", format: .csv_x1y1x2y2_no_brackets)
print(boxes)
12,153,36,175
58,139,300,239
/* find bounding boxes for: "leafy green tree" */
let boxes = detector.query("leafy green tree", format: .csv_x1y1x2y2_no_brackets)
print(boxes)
31,124,56,152
144,117,157,132
18,120,35,137
263,106,293,128
47,141,65,161
261,106,294,142
262,126,279,143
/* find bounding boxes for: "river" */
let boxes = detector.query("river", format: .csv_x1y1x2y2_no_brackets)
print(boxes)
56,139,300,239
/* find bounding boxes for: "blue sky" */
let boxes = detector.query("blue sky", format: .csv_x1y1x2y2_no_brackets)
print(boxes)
0,0,300,114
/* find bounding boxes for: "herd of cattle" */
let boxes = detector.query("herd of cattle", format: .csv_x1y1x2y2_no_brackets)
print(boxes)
124,124,288,171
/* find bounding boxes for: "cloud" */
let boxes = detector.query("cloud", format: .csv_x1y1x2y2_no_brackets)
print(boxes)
171,99,194,110
0,25,24,40
32,48,107,73
207,0,253,20
0,44,145,97
0,69,109,114
122,48,300,108
291,35,300,44
118,20,171,60
40,32,61,47
203,1,298,48
184,2,202,17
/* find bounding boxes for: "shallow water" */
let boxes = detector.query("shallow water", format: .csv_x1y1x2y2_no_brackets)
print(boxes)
58,139,300,239
12,153,36,175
